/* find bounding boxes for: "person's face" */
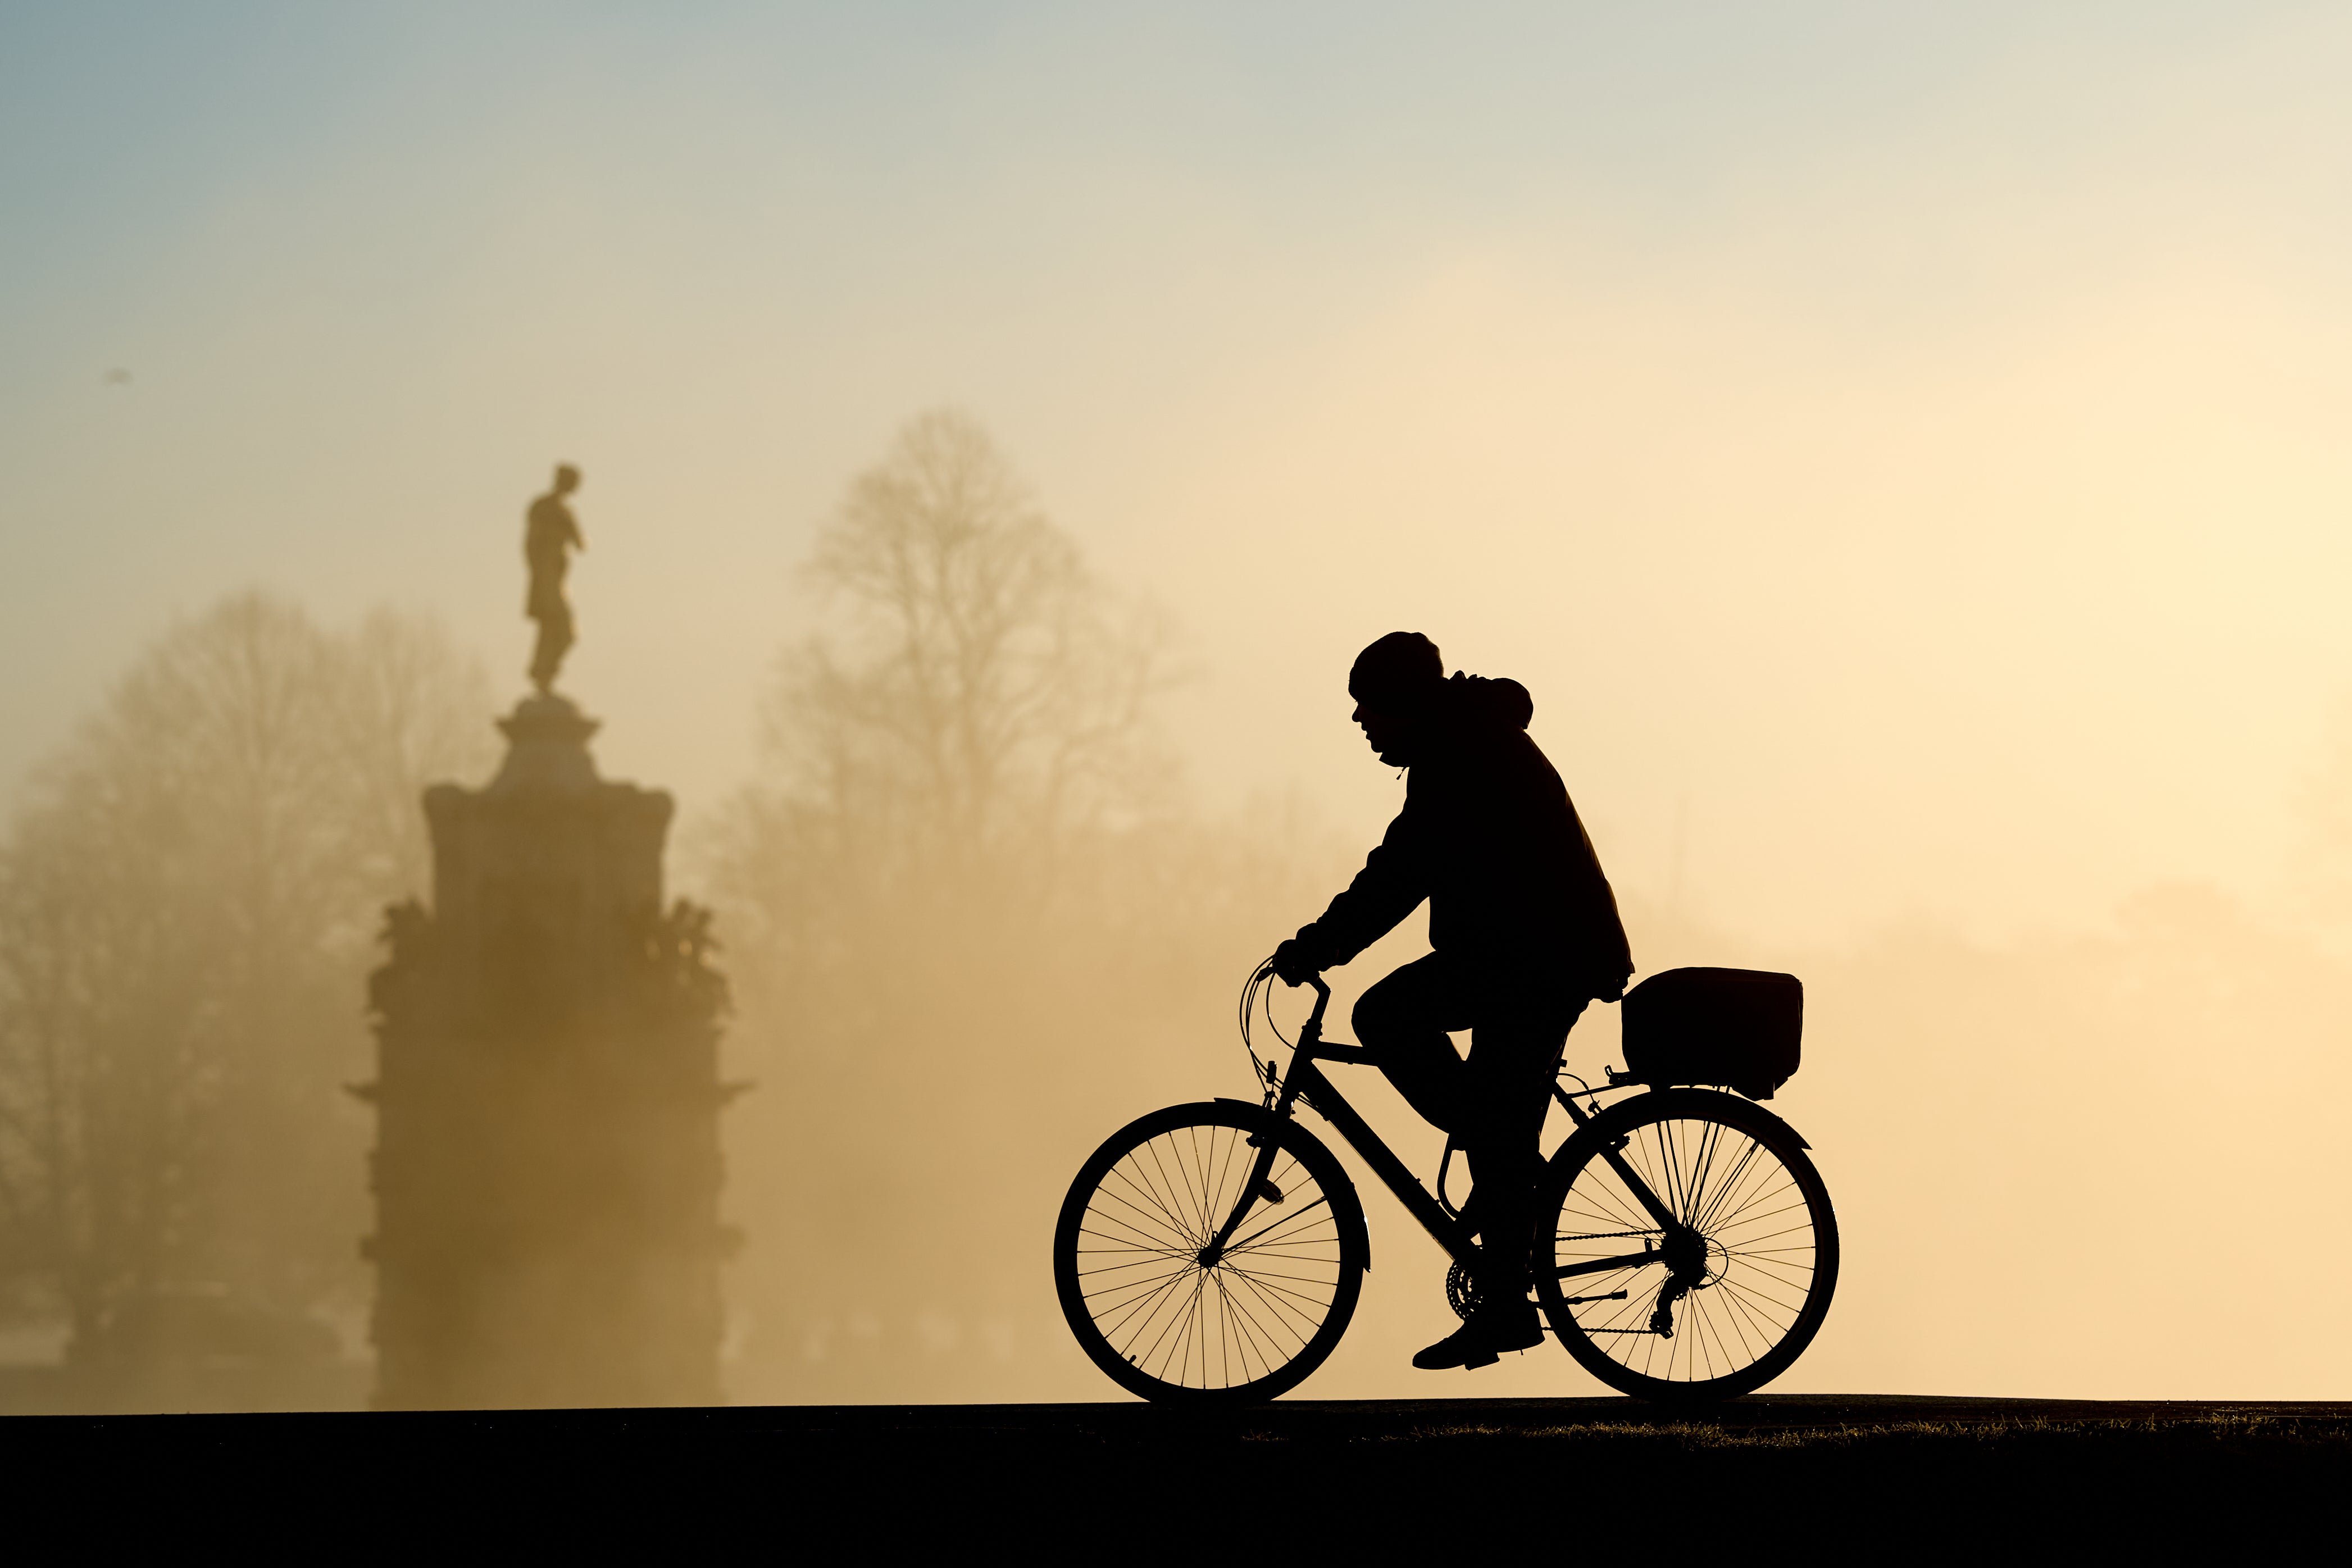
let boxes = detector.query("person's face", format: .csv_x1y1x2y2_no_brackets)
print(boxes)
1352,696,1412,762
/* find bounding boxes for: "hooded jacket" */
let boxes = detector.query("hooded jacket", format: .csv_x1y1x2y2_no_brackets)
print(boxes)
1294,672,1633,998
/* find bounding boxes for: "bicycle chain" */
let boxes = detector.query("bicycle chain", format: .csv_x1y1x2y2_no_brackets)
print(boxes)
1554,1231,1671,1336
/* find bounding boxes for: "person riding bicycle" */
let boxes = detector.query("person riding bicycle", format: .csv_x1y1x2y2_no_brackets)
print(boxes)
1271,631,1634,1370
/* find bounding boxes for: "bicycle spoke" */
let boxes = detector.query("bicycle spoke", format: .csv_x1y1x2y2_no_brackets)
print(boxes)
1218,1265,1337,1327
1212,1276,1273,1383
1224,1194,1334,1255
1694,1139,1764,1233
1126,1147,1201,1245
1218,1267,1314,1350
1103,1260,1204,1353
1089,1180,1197,1252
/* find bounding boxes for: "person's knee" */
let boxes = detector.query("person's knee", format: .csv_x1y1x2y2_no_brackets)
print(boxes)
1351,977,1417,1051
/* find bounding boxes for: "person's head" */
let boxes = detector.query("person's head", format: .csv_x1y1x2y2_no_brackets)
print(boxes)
1348,631,1445,764
553,463,581,494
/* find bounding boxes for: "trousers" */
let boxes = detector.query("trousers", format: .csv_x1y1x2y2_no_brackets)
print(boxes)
1351,951,1587,1301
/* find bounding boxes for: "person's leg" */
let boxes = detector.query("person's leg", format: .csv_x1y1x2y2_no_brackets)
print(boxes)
1370,958,1584,1369
1408,984,1575,1370
1352,954,1477,1135
1460,989,1587,1322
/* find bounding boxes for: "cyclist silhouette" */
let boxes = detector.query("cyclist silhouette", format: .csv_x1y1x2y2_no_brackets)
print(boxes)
1271,631,1633,1370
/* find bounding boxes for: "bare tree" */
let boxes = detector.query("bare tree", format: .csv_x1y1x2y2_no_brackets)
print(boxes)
338,607,500,904
0,593,492,1354
719,409,1175,985
706,413,1362,1402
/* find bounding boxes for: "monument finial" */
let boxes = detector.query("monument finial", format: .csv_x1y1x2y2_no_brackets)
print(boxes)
524,463,585,692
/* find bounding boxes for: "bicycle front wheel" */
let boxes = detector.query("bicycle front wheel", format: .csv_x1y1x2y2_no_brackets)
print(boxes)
1534,1088,1837,1402
1053,1101,1366,1405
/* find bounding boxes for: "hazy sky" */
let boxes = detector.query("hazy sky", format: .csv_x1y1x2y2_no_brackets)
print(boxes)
9,2,2352,945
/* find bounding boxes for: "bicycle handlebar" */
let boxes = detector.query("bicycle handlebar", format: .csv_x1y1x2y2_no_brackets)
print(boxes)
1252,961,1333,1048
1254,960,1330,997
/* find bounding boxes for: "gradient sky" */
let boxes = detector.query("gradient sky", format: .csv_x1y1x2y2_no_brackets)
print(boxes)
8,2,2352,945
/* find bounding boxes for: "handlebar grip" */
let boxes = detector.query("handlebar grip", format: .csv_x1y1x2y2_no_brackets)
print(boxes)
1257,956,1332,997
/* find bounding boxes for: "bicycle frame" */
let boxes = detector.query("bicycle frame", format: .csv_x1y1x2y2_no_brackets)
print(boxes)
1204,975,1686,1288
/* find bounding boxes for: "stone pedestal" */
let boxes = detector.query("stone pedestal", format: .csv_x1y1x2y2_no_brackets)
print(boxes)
362,695,732,1409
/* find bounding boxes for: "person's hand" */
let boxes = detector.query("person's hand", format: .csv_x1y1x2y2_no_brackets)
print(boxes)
1270,938,1321,987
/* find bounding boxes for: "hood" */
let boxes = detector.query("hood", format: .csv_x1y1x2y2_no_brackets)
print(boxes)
1441,671,1533,732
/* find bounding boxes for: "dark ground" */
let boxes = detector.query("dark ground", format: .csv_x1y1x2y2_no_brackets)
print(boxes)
5,1394,2345,1551
9,1401,2342,1561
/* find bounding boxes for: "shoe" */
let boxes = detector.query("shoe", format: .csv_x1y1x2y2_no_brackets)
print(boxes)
1411,1305,1545,1371
1412,1324,1500,1370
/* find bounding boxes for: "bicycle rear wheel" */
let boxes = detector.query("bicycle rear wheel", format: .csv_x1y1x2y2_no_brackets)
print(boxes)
1053,1101,1366,1405
1533,1087,1837,1402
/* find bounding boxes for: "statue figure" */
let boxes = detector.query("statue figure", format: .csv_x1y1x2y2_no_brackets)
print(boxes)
524,464,585,691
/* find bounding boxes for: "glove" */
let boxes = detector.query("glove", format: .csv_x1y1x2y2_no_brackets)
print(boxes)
1270,938,1321,987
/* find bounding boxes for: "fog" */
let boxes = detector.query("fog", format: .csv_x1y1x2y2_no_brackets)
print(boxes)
7,4,2352,1404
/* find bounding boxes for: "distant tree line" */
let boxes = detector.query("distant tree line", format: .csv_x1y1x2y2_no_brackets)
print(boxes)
0,597,490,1364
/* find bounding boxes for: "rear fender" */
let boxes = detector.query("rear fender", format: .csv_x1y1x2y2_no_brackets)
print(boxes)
1576,1085,1813,1151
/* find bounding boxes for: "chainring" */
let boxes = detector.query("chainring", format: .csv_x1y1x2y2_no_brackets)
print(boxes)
1445,1259,1482,1321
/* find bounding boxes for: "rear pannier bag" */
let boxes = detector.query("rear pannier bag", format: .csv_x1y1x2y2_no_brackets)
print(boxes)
1620,967,1803,1101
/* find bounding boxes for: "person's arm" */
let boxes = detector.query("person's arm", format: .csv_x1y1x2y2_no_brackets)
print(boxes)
1282,796,1435,976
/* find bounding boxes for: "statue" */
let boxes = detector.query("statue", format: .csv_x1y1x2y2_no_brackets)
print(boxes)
524,464,585,691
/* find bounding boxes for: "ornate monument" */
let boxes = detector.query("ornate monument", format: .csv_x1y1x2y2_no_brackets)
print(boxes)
360,469,734,1409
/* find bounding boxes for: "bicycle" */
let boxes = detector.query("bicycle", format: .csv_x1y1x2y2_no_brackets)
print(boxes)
1052,963,1838,1404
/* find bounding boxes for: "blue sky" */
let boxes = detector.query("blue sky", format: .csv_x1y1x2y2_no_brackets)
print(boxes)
7,2,2352,942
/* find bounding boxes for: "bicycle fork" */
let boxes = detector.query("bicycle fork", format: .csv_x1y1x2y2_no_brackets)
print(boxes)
1203,974,1344,1267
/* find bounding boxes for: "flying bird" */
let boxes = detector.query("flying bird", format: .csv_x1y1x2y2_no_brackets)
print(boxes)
102,367,131,387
